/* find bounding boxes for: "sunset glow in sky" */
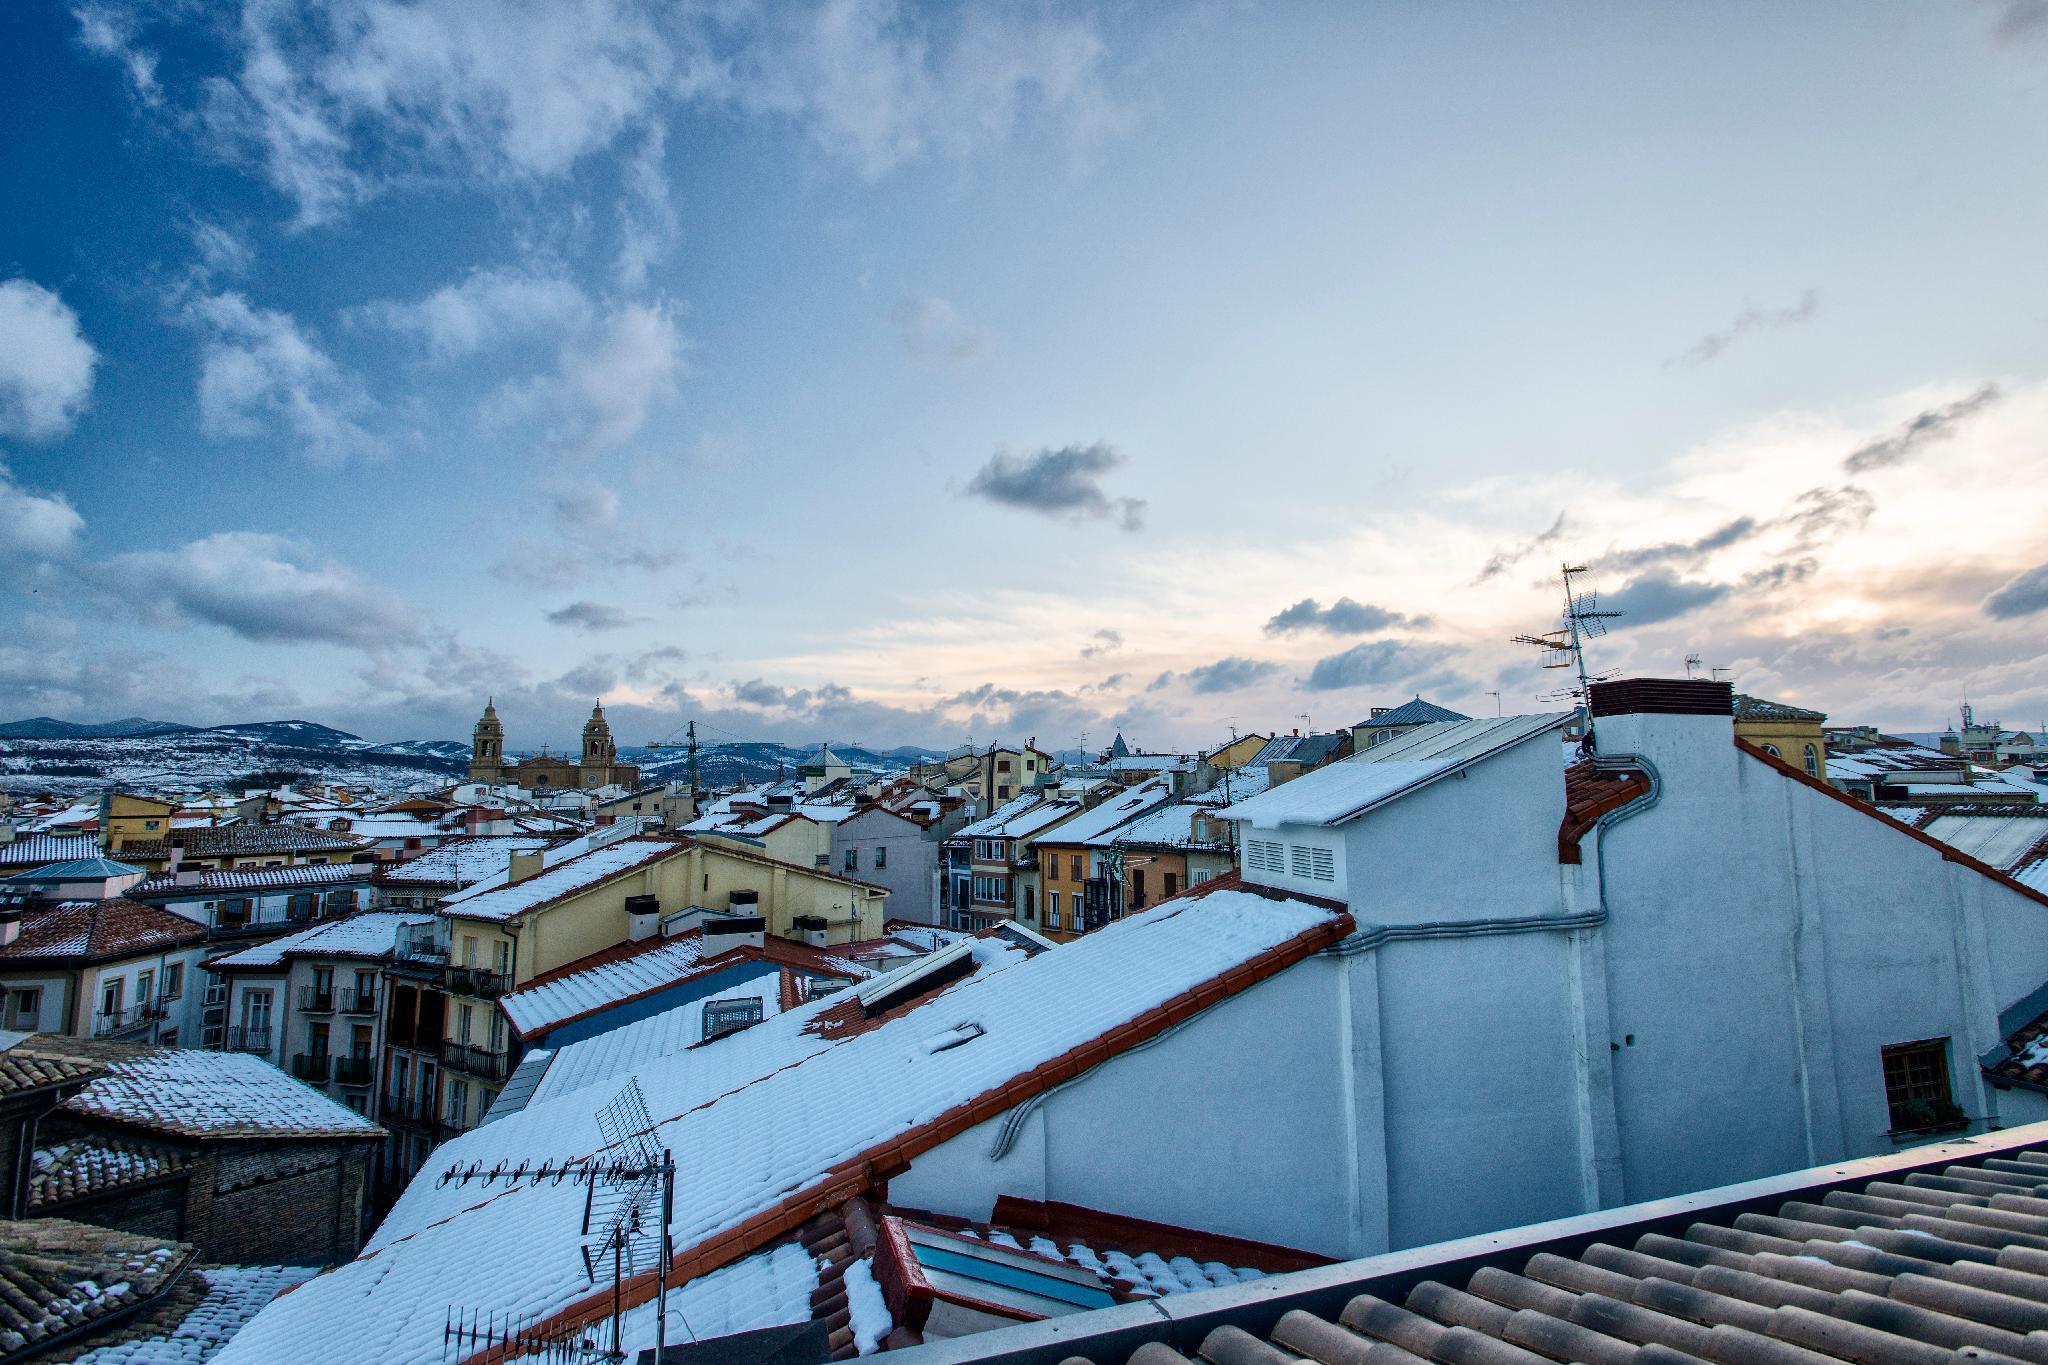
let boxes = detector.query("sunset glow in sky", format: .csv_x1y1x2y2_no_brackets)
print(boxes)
4,2,2047,750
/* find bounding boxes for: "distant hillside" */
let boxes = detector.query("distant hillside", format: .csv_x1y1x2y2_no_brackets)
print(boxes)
0,716,194,740
627,740,941,788
206,719,365,746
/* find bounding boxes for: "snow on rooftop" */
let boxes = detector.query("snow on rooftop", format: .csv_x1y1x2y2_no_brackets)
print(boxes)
1220,713,1567,829
73,1264,320,1365
216,887,1346,1365
1036,778,1175,846
603,1242,818,1361
1919,813,2048,870
208,911,434,970
958,797,1081,840
524,967,788,1106
502,936,714,1036
65,1050,383,1140
443,838,680,923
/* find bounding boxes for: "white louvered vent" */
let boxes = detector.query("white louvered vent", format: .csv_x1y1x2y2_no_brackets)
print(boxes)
1308,846,1336,882
1246,839,1283,875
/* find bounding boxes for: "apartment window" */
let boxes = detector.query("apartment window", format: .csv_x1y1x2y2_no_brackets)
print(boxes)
997,785,1011,800
1071,855,1081,880
457,1002,474,1044
100,979,124,1019
492,940,510,974
309,1020,330,1055
873,845,886,869
242,990,272,1033
1164,872,1179,898
161,964,182,1000
447,1080,468,1127
6,989,40,1030
1760,743,1781,758
1804,744,1820,777
136,969,155,1008
356,969,375,1000
1882,1038,1965,1134
1047,891,1061,929
844,847,858,872
997,760,1012,773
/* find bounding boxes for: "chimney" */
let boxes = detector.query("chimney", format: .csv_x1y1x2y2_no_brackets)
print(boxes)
1589,678,1736,802
0,905,18,947
508,850,544,884
625,893,661,941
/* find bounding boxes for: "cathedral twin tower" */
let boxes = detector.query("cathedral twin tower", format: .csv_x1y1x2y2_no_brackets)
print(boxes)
467,698,639,790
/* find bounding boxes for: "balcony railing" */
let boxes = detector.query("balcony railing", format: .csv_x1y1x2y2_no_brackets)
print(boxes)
338,987,378,1014
333,1054,374,1086
444,966,511,1000
91,1001,167,1038
298,986,335,1013
219,1026,272,1054
290,1053,332,1082
381,1093,430,1123
440,1040,511,1082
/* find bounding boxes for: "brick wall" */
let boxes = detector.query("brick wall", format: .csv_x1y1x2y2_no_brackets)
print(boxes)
184,1138,378,1265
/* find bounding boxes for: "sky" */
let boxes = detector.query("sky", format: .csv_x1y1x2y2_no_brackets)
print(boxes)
3,1,2048,753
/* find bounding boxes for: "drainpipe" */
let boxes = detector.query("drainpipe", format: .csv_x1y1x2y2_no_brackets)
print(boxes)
1586,752,1664,904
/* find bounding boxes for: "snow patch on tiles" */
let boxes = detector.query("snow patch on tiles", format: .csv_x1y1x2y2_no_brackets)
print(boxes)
503,936,713,1037
216,889,1341,1365
66,1051,382,1138
602,1243,820,1359
74,1264,319,1364
443,838,679,923
527,966,789,1105
843,1256,890,1355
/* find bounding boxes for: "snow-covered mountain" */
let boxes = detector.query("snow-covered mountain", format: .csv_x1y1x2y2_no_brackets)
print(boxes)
0,716,470,797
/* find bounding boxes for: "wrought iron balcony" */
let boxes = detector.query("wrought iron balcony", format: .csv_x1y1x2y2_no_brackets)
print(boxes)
91,1001,166,1038
290,1052,331,1082
440,1040,511,1082
298,986,335,1013
333,1054,374,1086
443,966,512,1000
338,987,378,1014
220,1025,272,1054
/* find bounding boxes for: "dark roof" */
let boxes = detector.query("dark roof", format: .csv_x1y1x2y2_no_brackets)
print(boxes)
1734,693,1829,723
173,824,366,855
0,1048,101,1100
1357,697,1470,730
1,857,146,884
0,899,207,964
0,1216,195,1356
904,1124,2048,1365
27,1133,190,1209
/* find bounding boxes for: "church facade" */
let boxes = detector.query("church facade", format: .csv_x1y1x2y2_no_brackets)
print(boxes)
467,700,641,789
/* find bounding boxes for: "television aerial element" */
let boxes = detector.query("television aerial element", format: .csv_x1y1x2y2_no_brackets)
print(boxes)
438,1079,681,1364
1512,563,1623,723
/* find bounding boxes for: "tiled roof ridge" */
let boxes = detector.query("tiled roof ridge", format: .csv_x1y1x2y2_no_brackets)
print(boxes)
1557,760,1654,865
1737,739,2048,915
440,906,1358,1364
445,837,687,924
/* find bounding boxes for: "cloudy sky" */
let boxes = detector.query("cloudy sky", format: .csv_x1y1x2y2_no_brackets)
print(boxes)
4,2,2048,752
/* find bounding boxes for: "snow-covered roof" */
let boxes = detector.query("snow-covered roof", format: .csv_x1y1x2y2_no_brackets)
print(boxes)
132,862,370,897
0,900,207,963
1033,778,1176,846
958,797,1081,840
520,967,789,1106
1220,713,1569,830
72,1263,321,1365
373,834,553,886
1916,812,2048,872
0,834,101,867
1089,799,1228,851
207,911,435,970
216,887,1352,1365
63,1050,383,1140
442,837,682,924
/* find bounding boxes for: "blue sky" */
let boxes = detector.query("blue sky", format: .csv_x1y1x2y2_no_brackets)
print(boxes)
4,1,2048,750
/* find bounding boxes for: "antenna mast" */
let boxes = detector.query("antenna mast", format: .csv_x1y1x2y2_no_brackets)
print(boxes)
1511,562,1623,735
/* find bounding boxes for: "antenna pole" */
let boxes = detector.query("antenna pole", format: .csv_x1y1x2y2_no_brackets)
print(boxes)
685,721,699,794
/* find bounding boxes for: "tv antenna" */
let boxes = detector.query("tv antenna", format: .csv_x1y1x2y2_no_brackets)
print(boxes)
1684,653,1703,679
1512,563,1622,722
1485,690,1502,717
438,1080,682,1364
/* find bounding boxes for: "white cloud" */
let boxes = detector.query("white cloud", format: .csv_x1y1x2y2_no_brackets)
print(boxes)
72,3,161,105
184,291,384,464
115,0,1115,227
894,294,988,362
0,279,100,442
92,531,419,648
356,265,591,359
557,300,685,453
0,465,85,559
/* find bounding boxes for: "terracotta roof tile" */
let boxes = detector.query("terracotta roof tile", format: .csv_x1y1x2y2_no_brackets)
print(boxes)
0,899,207,964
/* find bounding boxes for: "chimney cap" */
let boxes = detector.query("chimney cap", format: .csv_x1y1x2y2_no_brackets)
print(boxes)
1589,678,1734,719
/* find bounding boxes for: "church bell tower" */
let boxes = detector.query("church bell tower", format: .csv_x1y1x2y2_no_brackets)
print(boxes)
581,700,616,782
470,698,505,782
